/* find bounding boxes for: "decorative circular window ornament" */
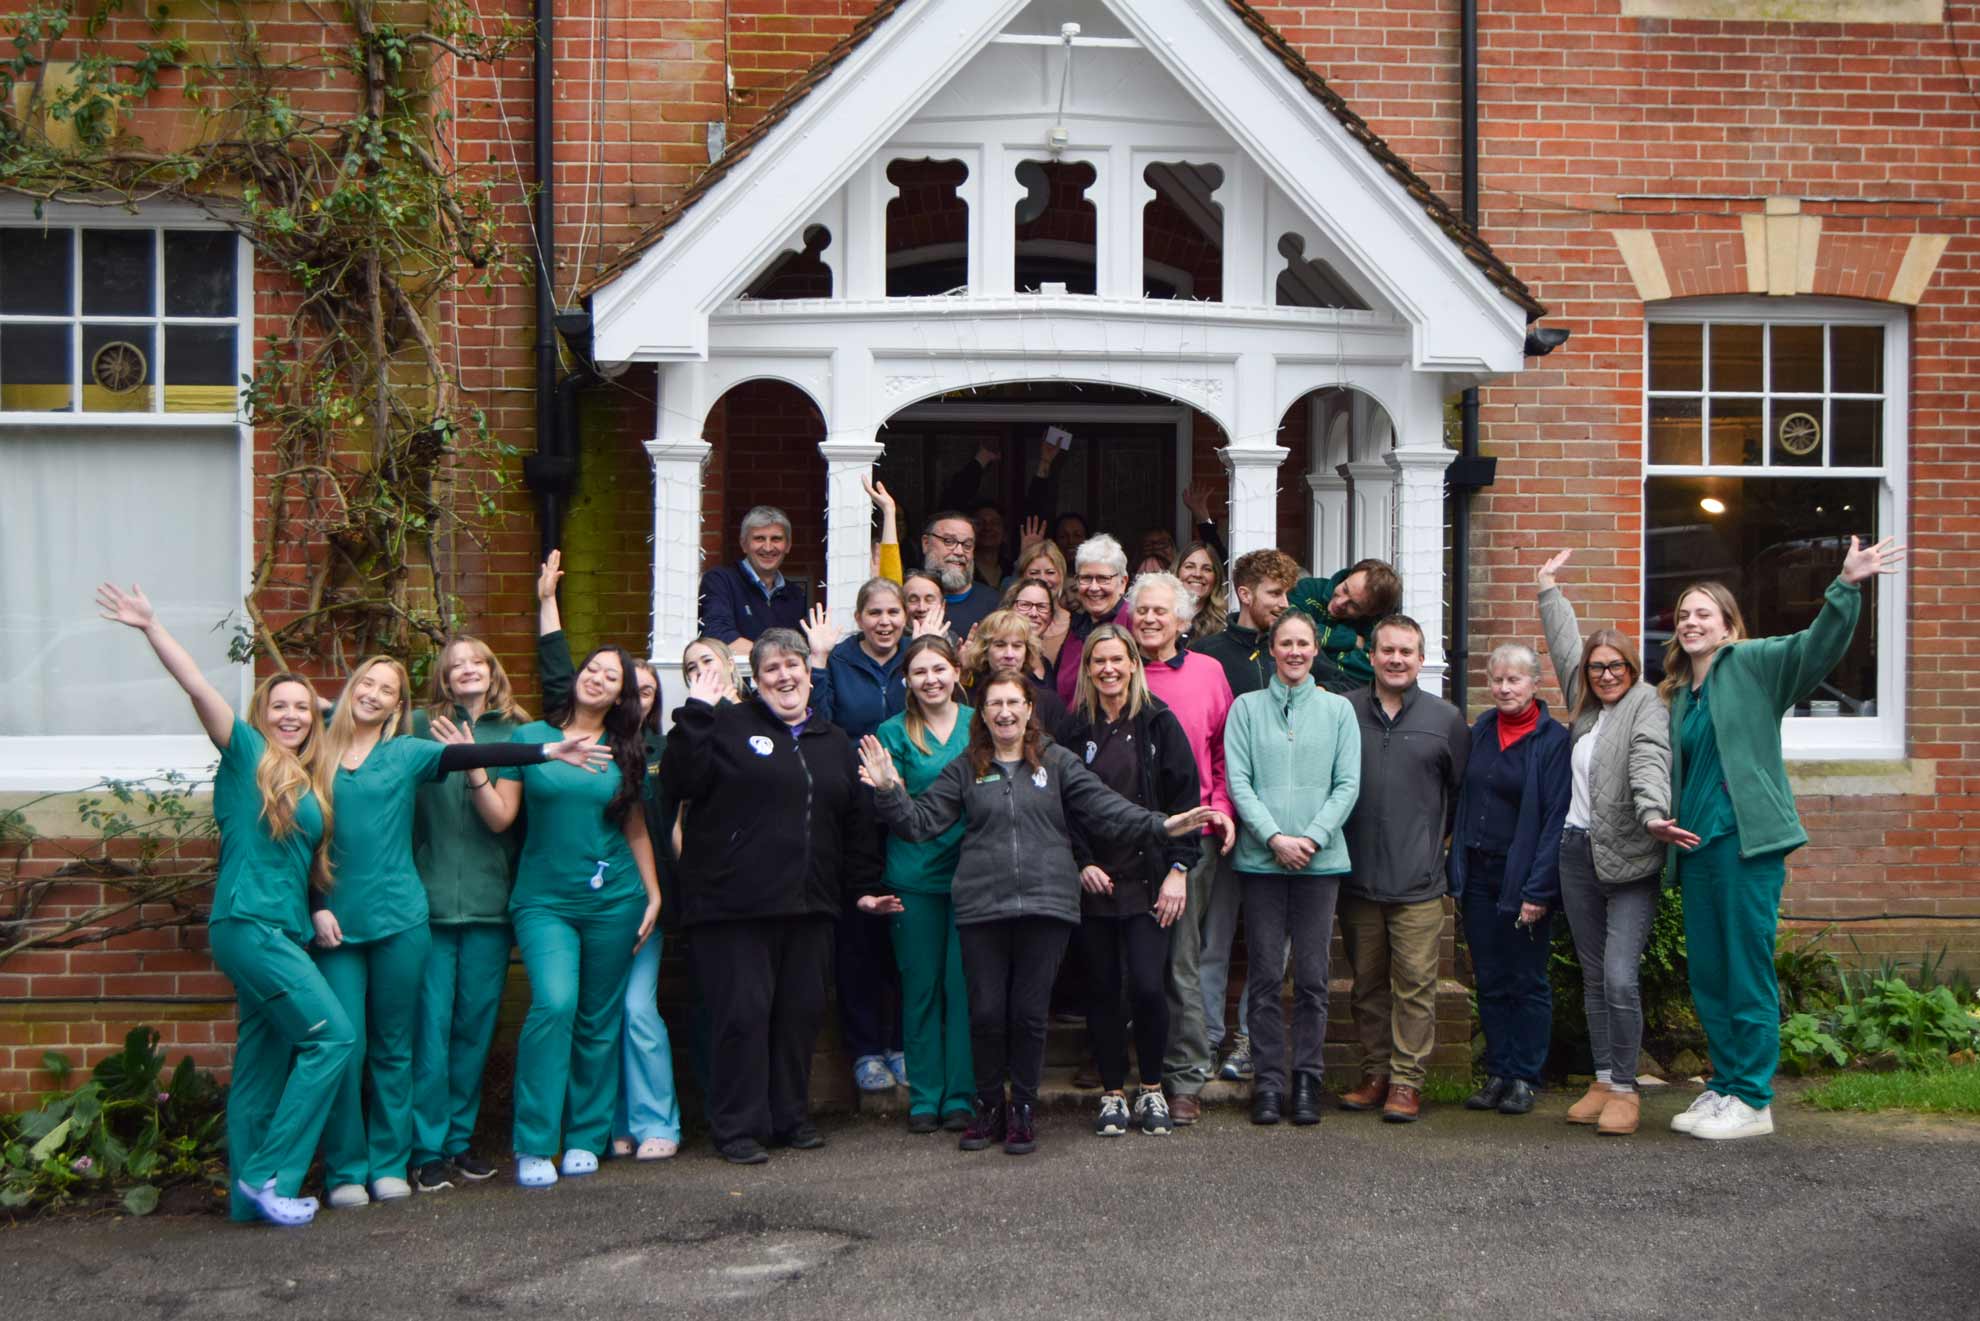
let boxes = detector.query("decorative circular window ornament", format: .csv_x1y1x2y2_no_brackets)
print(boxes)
1777,411,1821,457
91,340,148,394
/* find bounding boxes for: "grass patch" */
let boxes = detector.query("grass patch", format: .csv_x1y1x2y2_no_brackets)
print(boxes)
1418,1073,1479,1106
1802,1064,1980,1116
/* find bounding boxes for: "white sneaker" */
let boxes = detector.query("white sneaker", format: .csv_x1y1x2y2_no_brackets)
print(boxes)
1692,1097,1774,1141
559,1148,600,1176
1669,1089,1724,1134
238,1178,317,1226
370,1176,412,1201
516,1155,558,1188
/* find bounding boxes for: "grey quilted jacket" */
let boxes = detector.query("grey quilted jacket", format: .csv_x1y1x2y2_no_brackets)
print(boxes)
1539,586,1673,885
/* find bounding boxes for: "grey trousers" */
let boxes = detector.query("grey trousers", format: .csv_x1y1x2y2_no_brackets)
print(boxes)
1162,834,1220,1095
1557,827,1659,1087
1200,851,1241,1050
1241,872,1341,1094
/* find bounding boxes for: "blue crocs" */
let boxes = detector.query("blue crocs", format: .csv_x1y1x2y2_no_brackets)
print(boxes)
853,1055,895,1092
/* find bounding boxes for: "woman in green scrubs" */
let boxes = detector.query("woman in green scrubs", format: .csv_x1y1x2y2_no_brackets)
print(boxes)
1653,535,1903,1142
457,642,663,1188
875,635,976,1133
313,655,610,1208
98,582,345,1228
408,636,532,1191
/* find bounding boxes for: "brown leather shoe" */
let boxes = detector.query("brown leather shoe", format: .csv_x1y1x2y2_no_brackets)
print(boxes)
1338,1074,1390,1112
1566,1081,1614,1125
1381,1083,1422,1123
1596,1089,1640,1136
1168,1093,1201,1126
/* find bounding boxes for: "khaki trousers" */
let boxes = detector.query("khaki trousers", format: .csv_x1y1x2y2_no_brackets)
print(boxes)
1336,895,1443,1089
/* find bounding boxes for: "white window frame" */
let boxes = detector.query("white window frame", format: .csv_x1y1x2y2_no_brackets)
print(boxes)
1643,296,1907,761
0,201,254,791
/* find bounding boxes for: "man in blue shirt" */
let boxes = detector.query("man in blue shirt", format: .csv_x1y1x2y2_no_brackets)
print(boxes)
921,510,1000,640
699,506,808,656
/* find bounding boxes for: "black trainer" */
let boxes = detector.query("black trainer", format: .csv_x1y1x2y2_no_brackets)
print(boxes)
414,1160,455,1193
958,1096,1006,1151
771,1122,825,1150
1498,1080,1538,1115
907,1112,939,1135
1465,1075,1510,1111
452,1154,497,1181
718,1137,770,1165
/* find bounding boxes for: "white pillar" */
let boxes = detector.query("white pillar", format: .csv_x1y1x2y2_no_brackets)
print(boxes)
645,436,712,721
818,437,887,630
1222,444,1287,560
1387,446,1455,693
1343,460,1395,564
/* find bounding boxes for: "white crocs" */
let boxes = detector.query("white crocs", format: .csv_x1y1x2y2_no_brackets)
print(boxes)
516,1155,559,1188
559,1148,600,1177
239,1177,317,1226
370,1176,412,1201
327,1182,370,1209
636,1137,678,1161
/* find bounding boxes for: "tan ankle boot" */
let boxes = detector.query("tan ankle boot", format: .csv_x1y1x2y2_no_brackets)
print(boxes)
1566,1081,1613,1125
1597,1089,1641,1135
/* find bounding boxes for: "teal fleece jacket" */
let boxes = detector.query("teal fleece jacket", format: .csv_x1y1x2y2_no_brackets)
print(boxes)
1669,576,1862,864
1224,675,1362,876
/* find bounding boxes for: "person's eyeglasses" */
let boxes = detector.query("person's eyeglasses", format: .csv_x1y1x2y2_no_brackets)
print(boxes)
928,532,975,552
1013,600,1051,615
1076,573,1120,587
1586,660,1631,678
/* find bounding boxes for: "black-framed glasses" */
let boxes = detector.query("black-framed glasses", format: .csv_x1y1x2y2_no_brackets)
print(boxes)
1586,660,1632,678
928,532,975,552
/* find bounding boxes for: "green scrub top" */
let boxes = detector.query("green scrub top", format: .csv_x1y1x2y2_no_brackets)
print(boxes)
410,708,522,924
322,735,447,943
210,718,324,943
875,705,974,896
1678,675,1737,848
509,720,640,914
1290,570,1376,688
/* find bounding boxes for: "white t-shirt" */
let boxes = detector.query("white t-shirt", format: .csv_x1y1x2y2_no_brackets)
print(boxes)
1566,706,1608,831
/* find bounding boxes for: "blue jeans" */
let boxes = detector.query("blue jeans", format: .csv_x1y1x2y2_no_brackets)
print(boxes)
1460,852,1553,1084
614,934,682,1144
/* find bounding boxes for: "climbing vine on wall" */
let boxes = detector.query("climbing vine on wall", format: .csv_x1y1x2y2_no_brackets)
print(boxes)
1,0,528,668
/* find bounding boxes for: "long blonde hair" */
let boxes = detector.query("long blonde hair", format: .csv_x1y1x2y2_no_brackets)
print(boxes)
1072,623,1150,722
1657,582,1748,703
1174,541,1229,639
684,636,745,703
245,672,336,881
426,635,529,723
322,655,412,771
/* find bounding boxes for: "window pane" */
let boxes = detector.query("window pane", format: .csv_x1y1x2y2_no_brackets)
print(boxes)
163,231,237,317
1644,474,1879,716
81,323,155,412
0,230,73,314
0,324,73,412
1832,398,1883,467
1648,396,1702,465
1707,397,1762,466
1771,398,1823,468
164,325,238,413
1831,324,1884,393
1709,323,1763,392
1648,322,1702,392
1771,324,1823,393
82,230,155,316
0,428,239,735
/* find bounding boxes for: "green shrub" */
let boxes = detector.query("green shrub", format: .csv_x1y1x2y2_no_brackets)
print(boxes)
0,1027,225,1216
1832,977,1980,1069
1779,1012,1849,1074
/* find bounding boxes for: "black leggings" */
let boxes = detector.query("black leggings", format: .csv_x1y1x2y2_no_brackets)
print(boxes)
957,917,1072,1108
1080,912,1171,1090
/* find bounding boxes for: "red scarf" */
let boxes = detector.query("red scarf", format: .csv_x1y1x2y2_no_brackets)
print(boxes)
1497,701,1540,750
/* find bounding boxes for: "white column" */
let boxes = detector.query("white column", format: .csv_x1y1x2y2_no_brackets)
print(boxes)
645,436,712,718
1222,444,1287,560
1387,446,1455,693
818,437,888,630
1343,460,1395,564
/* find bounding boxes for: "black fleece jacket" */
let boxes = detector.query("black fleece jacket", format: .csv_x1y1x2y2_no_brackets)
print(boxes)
1055,697,1202,915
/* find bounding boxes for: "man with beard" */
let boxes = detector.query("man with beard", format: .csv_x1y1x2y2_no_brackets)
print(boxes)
922,511,1001,640
1289,558,1404,693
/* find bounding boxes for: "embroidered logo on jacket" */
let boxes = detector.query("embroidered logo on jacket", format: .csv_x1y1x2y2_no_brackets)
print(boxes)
1031,766,1049,789
747,735,774,757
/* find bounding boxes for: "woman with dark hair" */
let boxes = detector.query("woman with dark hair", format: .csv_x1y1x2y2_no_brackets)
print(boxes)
458,641,663,1187
859,672,1232,1156
875,634,977,1133
663,627,890,1165
1057,624,1203,1138
959,606,1068,733
1656,536,1901,1141
99,583,344,1227
1533,550,1673,1137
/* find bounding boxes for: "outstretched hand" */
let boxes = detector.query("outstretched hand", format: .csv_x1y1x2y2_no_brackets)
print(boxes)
1840,535,1904,585
96,582,156,631
1165,806,1236,854
1182,481,1215,523
801,603,841,666
545,734,614,773
537,550,563,602
1647,818,1701,851
686,661,727,708
857,893,905,916
912,600,949,640
862,474,895,515
856,734,900,791
428,715,474,746
1537,549,1572,590
1018,515,1048,551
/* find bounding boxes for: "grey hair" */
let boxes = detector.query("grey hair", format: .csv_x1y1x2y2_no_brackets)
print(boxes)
1128,571,1198,626
1072,533,1128,580
752,627,810,668
1487,641,1543,679
739,505,792,543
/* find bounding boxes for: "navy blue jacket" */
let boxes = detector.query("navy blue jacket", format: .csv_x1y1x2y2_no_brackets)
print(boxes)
810,634,907,741
698,562,807,644
1447,700,1571,913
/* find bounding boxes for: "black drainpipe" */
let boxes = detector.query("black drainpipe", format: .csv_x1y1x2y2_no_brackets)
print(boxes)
1447,0,1483,715
521,0,576,557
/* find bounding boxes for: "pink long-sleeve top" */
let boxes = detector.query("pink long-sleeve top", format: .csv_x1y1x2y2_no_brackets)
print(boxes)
1140,649,1236,826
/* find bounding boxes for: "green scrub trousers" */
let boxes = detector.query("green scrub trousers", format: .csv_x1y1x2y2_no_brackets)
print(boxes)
210,919,355,1222
1678,835,1788,1109
890,891,974,1120
314,923,431,1187
411,922,513,1167
511,895,644,1158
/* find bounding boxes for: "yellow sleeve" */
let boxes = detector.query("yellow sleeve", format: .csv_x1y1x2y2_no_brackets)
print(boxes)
878,542,903,585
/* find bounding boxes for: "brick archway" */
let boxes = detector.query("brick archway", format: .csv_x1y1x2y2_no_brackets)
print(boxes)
1610,201,1951,306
